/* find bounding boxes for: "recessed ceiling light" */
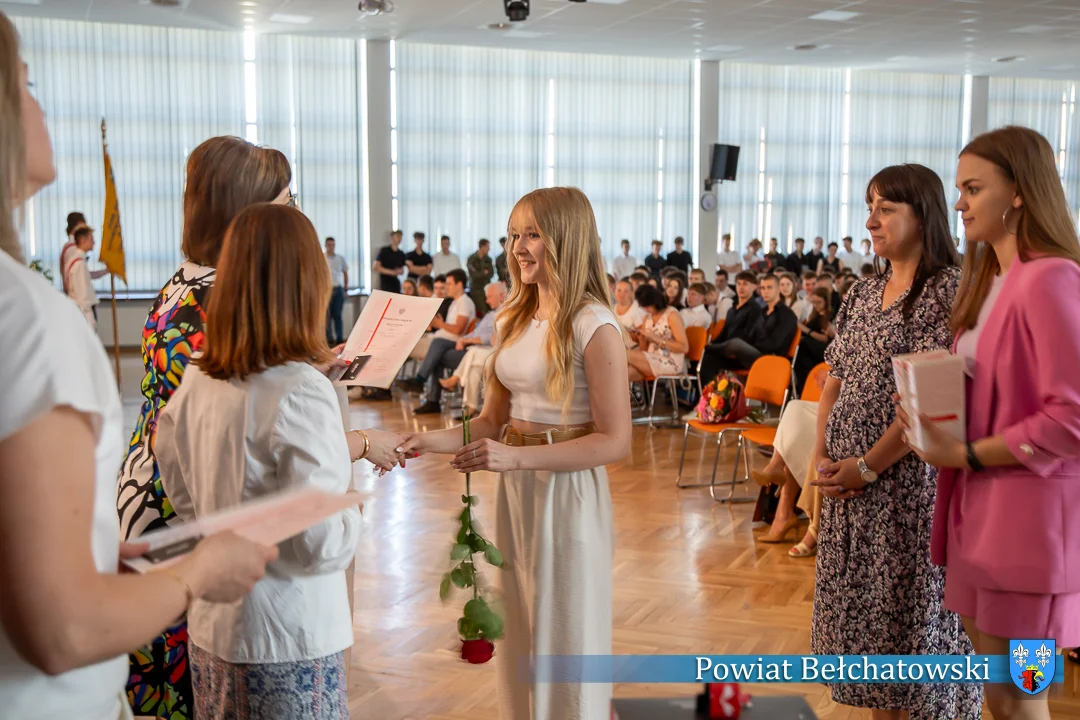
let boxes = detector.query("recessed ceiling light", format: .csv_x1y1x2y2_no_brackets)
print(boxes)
809,10,859,22
240,1,257,5
242,8,256,14
269,13,313,24
992,55,1025,63
708,44,742,53
792,44,821,51
1011,25,1054,34
487,22,511,30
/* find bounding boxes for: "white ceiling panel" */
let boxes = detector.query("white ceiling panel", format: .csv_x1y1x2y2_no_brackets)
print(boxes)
5,0,1080,78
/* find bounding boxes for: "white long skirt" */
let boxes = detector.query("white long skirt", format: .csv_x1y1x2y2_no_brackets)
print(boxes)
494,466,614,720
773,399,819,486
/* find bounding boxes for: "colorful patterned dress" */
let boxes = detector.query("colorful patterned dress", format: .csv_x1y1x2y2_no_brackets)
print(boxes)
116,262,215,719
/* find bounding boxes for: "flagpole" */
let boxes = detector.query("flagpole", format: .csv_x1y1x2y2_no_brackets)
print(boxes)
110,274,121,390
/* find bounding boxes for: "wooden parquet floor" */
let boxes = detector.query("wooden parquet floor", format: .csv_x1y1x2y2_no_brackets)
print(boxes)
113,354,1080,719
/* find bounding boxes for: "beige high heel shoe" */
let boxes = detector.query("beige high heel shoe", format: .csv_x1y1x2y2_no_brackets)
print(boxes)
751,470,787,488
758,516,800,543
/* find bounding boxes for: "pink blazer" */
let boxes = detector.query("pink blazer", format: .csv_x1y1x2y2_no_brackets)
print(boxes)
931,256,1080,594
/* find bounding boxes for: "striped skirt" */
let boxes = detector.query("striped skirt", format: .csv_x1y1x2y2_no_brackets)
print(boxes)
190,644,348,720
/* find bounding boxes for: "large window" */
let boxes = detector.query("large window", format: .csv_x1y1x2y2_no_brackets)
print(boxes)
844,70,965,240
15,16,244,292
258,35,366,285
395,43,694,265
989,77,1080,219
716,63,845,254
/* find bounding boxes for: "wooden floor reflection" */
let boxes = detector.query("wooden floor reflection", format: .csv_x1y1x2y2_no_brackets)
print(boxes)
115,354,1078,719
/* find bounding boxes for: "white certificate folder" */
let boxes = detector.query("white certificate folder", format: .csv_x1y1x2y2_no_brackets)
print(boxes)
330,290,443,389
121,487,361,574
891,350,967,452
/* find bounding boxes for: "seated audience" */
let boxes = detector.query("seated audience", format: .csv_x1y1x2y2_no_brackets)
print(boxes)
410,268,475,360
402,278,417,296
816,272,840,312
404,281,506,414
860,262,876,278
628,270,648,292
703,281,732,324
614,278,647,346
663,270,687,310
156,204,381,716
679,282,712,329
714,268,736,301
689,268,706,285
626,284,689,381
794,287,836,392
698,273,796,382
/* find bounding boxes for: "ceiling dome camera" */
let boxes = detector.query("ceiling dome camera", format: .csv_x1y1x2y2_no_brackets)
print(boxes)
503,0,529,22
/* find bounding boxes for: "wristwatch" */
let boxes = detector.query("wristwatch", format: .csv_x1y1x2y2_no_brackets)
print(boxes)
856,457,878,484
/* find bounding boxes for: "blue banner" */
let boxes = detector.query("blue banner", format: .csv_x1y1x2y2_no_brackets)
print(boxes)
527,655,1067,684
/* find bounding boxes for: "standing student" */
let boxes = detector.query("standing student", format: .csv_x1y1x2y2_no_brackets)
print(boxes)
401,187,631,720
810,164,981,719
64,225,108,328
156,204,377,718
666,236,692,274
0,15,277,719
324,236,348,345
375,230,407,292
901,126,1080,720
611,238,637,280
643,239,666,279
406,231,433,280
432,234,462,276
59,210,85,292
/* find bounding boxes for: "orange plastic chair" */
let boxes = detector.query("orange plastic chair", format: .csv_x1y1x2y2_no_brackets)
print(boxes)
676,355,792,503
739,362,830,455
708,320,725,342
464,318,478,335
645,326,709,428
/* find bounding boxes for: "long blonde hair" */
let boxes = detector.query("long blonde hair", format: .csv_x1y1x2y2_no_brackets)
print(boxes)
953,126,1080,334
489,187,612,417
0,11,25,262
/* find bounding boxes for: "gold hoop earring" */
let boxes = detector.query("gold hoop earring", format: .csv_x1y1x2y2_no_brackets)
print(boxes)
1002,207,1020,235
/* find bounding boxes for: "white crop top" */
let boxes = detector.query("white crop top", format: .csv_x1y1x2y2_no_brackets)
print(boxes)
494,302,620,425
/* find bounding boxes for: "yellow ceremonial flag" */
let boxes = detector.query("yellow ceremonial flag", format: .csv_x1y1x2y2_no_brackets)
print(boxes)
98,119,126,284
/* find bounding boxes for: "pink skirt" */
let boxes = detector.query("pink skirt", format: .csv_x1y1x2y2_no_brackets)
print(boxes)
945,574,1080,647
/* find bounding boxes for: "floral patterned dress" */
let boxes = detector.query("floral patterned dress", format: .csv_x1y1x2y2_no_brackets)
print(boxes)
811,267,982,718
116,261,215,719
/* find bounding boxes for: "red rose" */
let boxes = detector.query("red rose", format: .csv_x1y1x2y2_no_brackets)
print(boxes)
460,638,495,664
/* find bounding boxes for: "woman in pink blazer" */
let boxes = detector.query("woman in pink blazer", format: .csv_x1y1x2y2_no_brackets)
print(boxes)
901,125,1080,720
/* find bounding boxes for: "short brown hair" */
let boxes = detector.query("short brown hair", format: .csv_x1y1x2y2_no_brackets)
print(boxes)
181,137,291,267
198,204,333,381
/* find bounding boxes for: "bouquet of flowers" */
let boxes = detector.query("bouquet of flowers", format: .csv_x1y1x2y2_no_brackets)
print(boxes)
695,373,748,424
438,409,505,664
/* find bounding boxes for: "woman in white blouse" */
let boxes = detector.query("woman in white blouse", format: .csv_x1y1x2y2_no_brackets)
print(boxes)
0,13,277,719
156,204,373,717
401,187,632,720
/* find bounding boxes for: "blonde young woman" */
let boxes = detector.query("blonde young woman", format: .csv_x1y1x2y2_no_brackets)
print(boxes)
401,187,632,720
0,13,276,719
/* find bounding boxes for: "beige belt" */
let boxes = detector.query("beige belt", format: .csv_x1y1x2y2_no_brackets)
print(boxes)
503,424,594,446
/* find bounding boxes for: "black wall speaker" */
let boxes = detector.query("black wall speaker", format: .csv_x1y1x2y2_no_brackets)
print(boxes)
709,144,740,182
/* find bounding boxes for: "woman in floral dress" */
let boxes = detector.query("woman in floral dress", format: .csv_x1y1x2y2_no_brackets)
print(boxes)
810,164,982,719
116,136,294,719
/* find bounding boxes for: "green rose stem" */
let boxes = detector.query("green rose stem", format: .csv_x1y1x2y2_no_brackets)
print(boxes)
463,410,477,601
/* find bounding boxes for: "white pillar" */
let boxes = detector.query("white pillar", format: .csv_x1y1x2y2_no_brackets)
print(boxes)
363,39,393,293
695,60,720,276
969,75,990,140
